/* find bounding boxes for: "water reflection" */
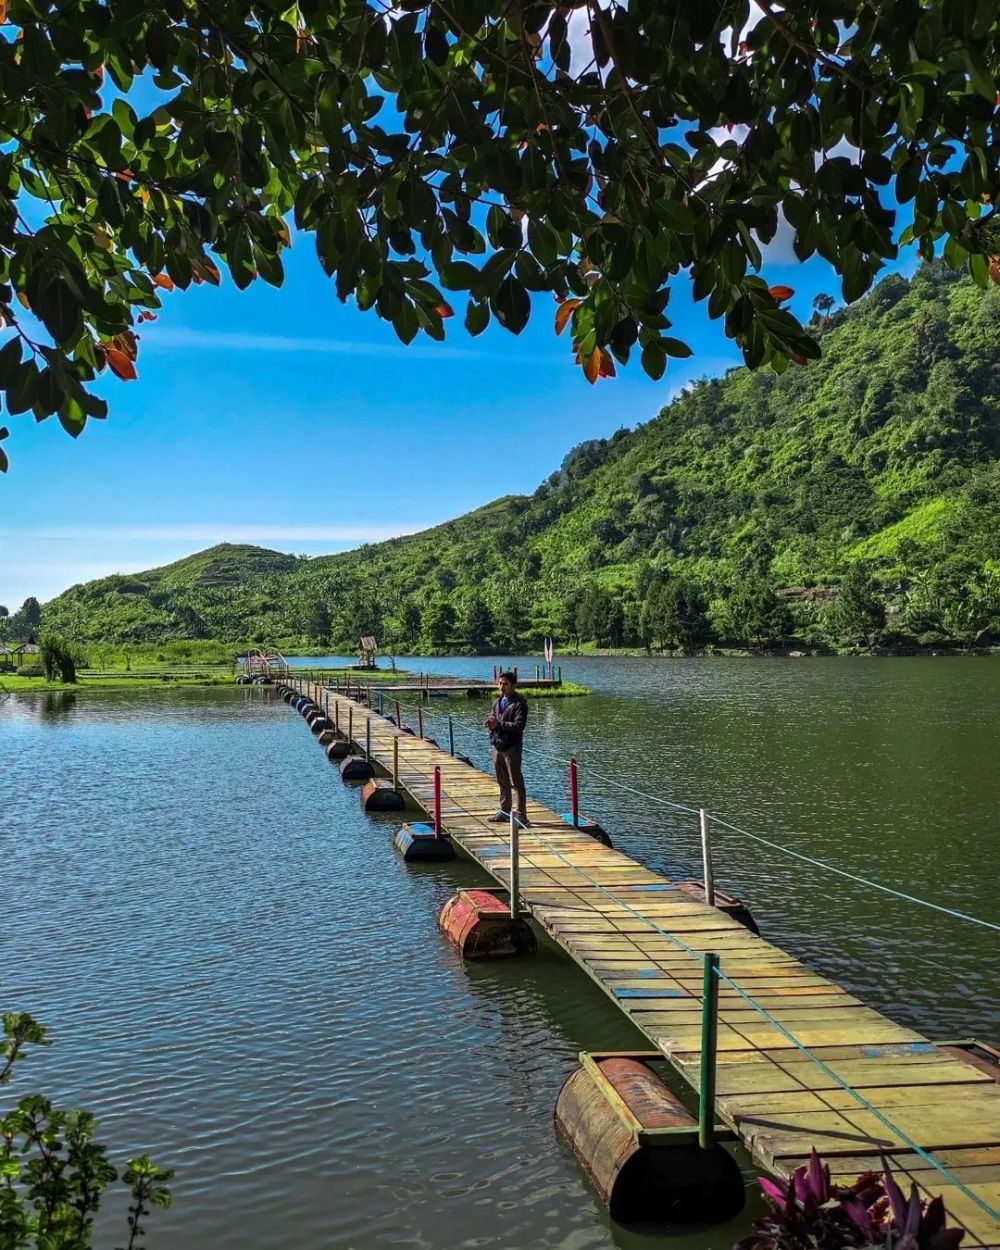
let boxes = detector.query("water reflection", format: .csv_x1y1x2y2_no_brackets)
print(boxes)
38,690,78,720
1,664,997,1250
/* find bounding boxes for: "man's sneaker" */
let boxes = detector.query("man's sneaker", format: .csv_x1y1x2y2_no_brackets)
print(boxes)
518,815,531,828
489,810,509,823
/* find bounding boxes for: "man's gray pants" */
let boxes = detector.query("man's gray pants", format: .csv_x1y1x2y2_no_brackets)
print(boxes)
492,743,526,818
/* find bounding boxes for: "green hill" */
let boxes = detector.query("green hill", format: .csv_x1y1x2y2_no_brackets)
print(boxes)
39,264,1000,653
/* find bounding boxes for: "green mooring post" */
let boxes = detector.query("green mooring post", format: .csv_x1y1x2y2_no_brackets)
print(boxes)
699,952,720,1149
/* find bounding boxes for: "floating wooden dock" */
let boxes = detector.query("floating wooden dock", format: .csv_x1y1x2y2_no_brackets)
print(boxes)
297,683,1000,1246
342,677,561,696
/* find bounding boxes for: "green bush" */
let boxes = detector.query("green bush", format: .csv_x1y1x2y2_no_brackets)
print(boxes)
1,1011,173,1247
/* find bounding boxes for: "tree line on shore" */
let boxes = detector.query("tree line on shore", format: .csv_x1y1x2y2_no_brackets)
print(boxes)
21,265,1000,660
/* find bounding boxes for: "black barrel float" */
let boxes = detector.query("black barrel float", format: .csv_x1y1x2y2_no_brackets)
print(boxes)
326,739,351,761
339,756,375,782
560,812,613,848
359,779,405,812
393,822,457,862
310,717,331,734
554,1055,744,1224
676,882,759,934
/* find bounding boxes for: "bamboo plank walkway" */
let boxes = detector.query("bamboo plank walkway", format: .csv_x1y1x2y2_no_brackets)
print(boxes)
311,686,1000,1247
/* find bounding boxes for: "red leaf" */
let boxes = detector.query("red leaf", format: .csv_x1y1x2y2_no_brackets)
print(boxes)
188,257,221,287
989,256,1000,285
597,348,616,378
768,284,794,302
114,168,134,182
152,273,175,291
555,298,581,336
582,346,601,384
111,330,138,360
790,353,808,366
435,302,454,318
105,347,137,380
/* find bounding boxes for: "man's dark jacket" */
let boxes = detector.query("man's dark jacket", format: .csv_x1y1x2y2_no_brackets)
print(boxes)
489,693,528,752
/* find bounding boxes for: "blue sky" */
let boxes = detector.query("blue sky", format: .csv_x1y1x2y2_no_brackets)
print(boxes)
0,223,906,609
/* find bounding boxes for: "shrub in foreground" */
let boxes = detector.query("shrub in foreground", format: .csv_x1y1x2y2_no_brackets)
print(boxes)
1,1011,172,1248
737,1150,963,1250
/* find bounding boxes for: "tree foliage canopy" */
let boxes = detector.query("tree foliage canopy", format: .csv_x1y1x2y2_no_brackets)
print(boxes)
1,0,1000,465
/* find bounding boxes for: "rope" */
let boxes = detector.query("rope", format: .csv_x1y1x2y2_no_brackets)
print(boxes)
325,689,1000,933
475,719,1000,933
509,815,1000,1226
707,815,1000,933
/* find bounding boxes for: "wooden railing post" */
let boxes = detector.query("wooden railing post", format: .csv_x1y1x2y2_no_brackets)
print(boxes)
700,809,715,906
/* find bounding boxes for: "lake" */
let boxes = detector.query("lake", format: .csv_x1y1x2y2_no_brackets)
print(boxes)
2,656,998,1249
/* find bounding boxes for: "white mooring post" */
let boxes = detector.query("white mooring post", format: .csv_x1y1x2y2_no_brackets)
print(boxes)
509,810,520,920
700,808,715,907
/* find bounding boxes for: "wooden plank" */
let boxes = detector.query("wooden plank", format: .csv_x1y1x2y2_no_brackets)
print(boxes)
312,688,1000,1250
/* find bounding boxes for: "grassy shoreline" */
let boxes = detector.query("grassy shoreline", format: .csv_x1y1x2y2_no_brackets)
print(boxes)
1,667,591,696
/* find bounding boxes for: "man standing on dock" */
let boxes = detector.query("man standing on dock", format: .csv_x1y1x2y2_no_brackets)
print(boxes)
485,671,529,827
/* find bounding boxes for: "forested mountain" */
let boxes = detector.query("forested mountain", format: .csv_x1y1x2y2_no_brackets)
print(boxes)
38,264,1000,653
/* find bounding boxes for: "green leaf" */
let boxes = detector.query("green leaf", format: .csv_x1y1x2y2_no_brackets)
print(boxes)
492,276,530,334
465,298,489,336
660,337,693,359
6,362,38,415
0,337,22,387
641,341,666,380
969,252,989,289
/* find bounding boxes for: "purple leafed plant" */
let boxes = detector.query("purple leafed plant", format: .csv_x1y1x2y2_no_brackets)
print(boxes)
736,1151,965,1250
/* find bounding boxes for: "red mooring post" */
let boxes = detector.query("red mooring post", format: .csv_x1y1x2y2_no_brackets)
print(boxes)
433,765,442,838
569,757,579,827
395,699,402,728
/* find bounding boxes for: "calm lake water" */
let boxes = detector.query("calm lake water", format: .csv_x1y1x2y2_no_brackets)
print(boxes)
2,656,998,1249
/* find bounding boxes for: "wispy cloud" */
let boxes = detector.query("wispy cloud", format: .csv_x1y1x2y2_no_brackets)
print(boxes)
0,522,434,544
144,327,488,361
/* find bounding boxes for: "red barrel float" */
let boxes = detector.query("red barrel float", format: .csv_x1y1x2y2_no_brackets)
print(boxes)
555,1055,744,1224
438,889,535,958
